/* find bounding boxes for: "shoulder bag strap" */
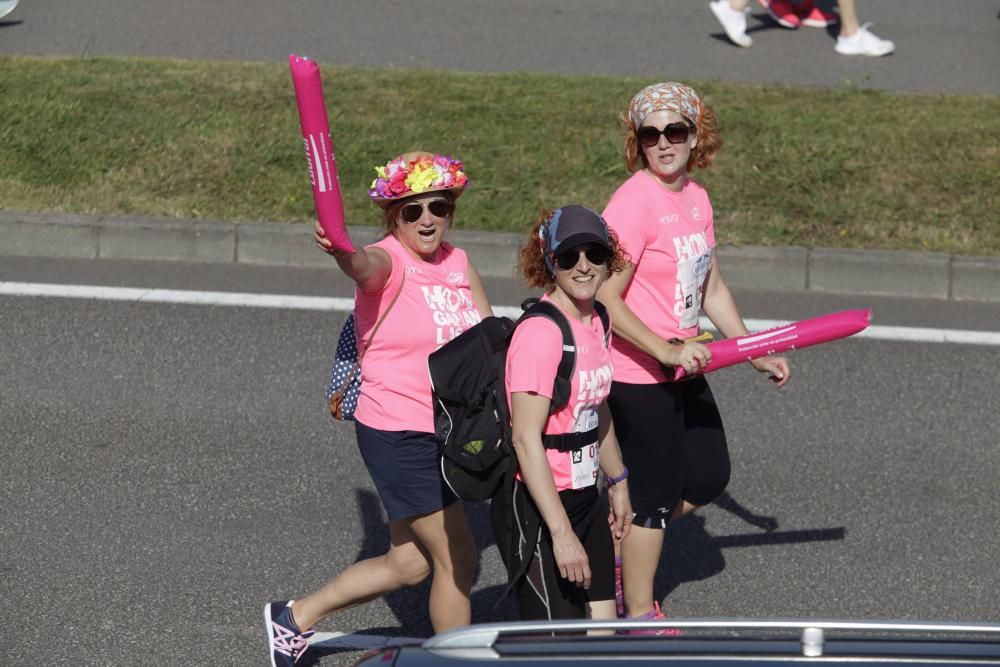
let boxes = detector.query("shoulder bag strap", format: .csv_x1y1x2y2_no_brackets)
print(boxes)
335,271,406,396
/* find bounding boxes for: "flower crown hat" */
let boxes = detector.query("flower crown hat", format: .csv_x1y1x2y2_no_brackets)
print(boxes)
368,151,469,208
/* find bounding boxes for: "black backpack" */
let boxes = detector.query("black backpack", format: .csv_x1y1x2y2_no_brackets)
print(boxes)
428,298,609,502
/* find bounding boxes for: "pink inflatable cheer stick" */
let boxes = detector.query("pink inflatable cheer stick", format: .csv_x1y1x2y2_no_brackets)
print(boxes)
673,309,872,381
288,54,354,253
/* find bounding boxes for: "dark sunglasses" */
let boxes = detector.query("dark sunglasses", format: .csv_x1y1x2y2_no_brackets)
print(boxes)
554,245,613,271
400,199,454,223
636,122,695,148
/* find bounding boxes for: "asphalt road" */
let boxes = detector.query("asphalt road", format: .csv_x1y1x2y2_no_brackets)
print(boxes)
1,256,999,665
1,0,998,95
1,3,998,663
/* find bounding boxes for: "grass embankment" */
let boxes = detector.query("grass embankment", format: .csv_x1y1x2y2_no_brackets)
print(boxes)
1,56,997,254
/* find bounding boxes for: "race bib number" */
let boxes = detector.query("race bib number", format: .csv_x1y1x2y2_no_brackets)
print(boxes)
570,444,600,490
676,252,712,329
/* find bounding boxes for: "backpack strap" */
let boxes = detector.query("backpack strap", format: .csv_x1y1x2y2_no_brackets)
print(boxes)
594,300,610,348
517,298,575,412
542,427,598,452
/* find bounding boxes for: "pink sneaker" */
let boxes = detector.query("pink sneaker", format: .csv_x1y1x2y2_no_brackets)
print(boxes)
628,601,685,636
796,0,838,27
757,0,801,28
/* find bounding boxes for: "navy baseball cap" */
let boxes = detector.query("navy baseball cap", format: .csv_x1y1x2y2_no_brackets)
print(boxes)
541,205,611,269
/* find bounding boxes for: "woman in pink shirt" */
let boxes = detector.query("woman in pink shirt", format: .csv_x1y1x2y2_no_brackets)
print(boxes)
264,152,492,667
596,83,791,624
494,205,632,622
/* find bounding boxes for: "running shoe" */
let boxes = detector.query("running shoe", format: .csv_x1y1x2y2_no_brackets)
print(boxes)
757,0,801,28
795,0,839,27
834,23,895,56
709,0,753,47
264,600,315,667
628,601,685,636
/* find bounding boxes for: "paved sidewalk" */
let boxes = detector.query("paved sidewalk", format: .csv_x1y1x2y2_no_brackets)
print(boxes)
2,210,997,302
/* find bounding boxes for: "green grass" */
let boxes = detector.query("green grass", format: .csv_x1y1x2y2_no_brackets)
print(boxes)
1,55,998,254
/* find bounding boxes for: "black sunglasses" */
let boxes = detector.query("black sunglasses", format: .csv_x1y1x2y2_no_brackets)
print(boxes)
636,122,695,148
400,199,454,223
555,245,613,271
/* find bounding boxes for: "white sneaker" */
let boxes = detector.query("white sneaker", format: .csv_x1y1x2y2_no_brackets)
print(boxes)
834,23,895,56
710,0,753,47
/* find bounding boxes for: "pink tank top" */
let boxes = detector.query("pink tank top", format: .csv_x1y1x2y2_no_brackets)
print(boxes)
353,235,485,432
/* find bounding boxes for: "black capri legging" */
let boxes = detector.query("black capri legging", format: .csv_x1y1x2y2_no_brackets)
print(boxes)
607,376,730,528
491,482,615,620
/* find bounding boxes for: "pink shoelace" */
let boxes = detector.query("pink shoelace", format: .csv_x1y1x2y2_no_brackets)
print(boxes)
629,601,684,636
270,621,315,662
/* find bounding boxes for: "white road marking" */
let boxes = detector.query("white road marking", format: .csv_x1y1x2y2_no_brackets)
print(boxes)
4,281,1000,347
0,281,353,311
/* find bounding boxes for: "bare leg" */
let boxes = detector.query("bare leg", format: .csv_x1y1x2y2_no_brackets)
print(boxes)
729,0,751,9
619,524,665,617
587,599,619,634
406,502,477,632
619,499,707,618
670,499,701,523
837,0,860,36
290,518,433,631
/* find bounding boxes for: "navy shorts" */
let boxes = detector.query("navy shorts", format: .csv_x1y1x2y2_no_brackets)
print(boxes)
354,419,458,521
607,376,730,528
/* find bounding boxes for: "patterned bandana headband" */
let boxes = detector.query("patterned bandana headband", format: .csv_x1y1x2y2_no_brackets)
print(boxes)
628,82,703,129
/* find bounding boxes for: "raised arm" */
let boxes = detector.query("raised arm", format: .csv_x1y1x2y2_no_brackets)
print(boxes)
314,221,393,294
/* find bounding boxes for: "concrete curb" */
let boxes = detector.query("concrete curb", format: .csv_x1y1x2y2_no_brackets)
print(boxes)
2,210,998,302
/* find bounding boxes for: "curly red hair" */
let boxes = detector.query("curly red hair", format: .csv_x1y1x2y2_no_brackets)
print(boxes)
517,209,630,292
620,103,723,173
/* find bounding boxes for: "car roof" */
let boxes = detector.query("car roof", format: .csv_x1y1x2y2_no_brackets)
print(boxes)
361,619,1000,666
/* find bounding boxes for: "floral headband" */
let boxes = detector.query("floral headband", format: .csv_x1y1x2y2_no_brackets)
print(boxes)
628,82,703,129
368,151,469,207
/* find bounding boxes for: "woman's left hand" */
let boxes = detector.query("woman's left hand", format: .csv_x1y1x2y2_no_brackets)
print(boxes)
607,482,633,544
750,355,791,387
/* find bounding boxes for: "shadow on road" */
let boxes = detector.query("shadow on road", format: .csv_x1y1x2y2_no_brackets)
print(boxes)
658,491,846,601
306,487,846,660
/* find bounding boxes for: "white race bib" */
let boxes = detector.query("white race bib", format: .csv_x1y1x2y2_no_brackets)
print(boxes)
570,443,600,490
676,251,712,329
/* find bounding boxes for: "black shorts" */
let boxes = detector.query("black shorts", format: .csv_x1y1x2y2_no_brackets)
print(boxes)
354,419,458,521
607,377,730,528
491,481,615,620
